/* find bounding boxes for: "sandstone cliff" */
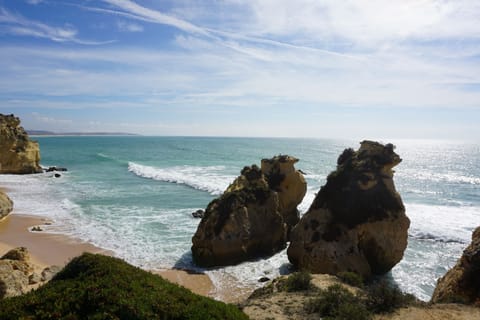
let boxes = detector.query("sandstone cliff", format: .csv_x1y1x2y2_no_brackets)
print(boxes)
192,155,306,267
0,114,41,174
431,226,480,305
0,191,13,220
287,141,410,278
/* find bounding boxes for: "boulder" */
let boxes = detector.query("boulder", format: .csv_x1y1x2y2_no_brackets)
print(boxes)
431,226,480,304
192,209,204,219
0,191,13,220
0,262,29,298
287,141,409,279
0,114,42,174
192,156,306,267
41,265,62,282
0,247,33,299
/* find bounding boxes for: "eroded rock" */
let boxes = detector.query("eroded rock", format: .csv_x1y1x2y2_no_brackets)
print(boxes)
0,191,13,220
287,141,409,278
431,226,480,304
192,155,306,267
0,113,42,174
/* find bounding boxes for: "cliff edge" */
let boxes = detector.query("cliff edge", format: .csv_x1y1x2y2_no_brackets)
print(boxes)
0,114,41,174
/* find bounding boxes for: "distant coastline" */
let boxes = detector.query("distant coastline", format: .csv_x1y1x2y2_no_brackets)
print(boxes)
27,130,139,136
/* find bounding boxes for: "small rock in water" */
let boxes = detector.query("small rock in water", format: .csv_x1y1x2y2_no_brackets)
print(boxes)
45,166,68,172
258,277,270,283
31,226,43,232
54,173,61,178
192,209,204,218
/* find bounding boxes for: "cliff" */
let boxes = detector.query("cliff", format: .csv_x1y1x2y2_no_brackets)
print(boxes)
0,114,42,174
288,141,410,278
432,226,480,305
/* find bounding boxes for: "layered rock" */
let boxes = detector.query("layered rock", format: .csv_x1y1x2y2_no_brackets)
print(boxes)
0,247,60,299
287,141,409,278
0,114,42,174
0,191,13,220
431,226,480,304
192,155,306,267
0,247,32,298
261,156,307,233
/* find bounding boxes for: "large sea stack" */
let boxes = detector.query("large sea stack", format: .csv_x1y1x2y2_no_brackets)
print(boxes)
0,114,41,174
287,141,409,278
192,155,306,267
432,226,480,304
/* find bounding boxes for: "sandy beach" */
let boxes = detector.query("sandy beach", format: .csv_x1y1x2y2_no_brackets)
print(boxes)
0,211,215,299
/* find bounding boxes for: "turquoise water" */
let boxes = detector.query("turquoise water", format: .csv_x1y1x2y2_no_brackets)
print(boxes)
2,137,479,300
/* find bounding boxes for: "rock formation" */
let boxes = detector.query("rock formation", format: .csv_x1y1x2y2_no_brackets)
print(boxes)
192,155,306,267
0,247,32,298
0,191,13,220
431,226,480,304
0,247,60,299
287,141,409,278
0,113,42,174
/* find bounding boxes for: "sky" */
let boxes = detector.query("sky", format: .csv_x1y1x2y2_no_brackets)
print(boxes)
0,0,479,139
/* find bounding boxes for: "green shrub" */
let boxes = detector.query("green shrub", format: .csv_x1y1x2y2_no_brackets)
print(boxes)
0,253,248,320
285,271,312,292
337,271,364,288
366,280,417,313
305,284,371,320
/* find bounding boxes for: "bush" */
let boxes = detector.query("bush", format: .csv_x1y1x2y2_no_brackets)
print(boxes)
0,253,248,320
285,271,312,292
305,284,371,320
337,271,364,288
366,280,417,313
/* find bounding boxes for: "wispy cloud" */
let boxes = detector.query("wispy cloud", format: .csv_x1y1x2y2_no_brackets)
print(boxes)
116,20,143,32
100,0,208,35
0,7,113,45
25,0,44,5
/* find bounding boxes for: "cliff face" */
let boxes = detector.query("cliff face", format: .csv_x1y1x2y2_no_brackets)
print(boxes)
191,155,306,267
0,191,13,220
287,141,409,278
0,114,41,174
432,226,480,304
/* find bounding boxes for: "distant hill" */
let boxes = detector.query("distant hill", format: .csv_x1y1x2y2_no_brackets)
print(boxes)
27,130,139,136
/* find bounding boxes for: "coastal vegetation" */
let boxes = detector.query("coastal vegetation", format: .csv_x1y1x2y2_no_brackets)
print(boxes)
0,253,248,320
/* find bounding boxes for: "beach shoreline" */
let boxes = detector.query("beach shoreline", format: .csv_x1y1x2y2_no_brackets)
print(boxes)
0,211,217,300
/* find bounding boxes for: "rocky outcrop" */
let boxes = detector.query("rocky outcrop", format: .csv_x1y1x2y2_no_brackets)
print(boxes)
0,247,60,299
192,155,306,267
287,141,409,278
431,226,480,304
0,191,13,220
0,114,42,174
0,247,32,298
261,156,307,233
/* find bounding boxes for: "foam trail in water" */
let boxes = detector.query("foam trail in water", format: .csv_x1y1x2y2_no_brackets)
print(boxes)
128,162,234,195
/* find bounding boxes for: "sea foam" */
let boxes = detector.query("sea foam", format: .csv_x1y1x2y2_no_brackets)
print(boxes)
128,162,234,195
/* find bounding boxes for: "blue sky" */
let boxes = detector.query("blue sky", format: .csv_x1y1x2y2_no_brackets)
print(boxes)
0,0,479,139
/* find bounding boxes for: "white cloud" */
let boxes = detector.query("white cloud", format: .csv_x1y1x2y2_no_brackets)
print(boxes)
116,20,144,32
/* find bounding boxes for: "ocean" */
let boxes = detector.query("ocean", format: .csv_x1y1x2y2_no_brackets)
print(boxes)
1,136,479,301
